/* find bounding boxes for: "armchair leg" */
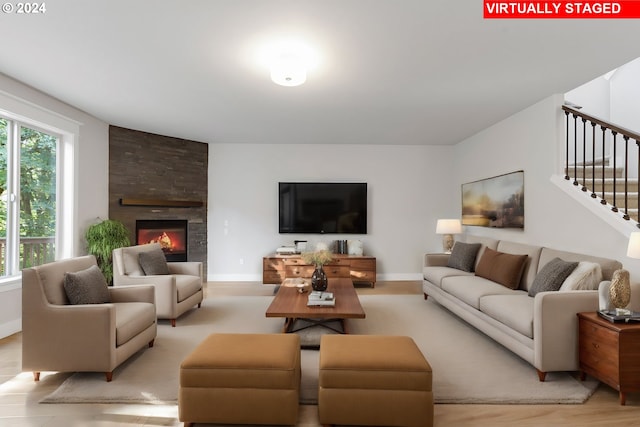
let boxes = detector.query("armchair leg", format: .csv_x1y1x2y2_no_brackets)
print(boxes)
149,339,155,348
198,302,202,308
537,369,547,382
33,372,40,381
171,319,176,327
105,372,113,382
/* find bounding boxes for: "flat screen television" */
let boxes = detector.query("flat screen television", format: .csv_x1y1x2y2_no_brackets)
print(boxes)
279,182,367,234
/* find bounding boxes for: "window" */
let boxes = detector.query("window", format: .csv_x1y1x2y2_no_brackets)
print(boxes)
1,117,58,277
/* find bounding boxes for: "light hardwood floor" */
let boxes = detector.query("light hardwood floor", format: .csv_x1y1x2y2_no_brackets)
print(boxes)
1,281,639,426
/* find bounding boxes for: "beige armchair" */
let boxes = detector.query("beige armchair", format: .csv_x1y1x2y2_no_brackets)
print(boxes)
22,255,157,382
112,243,204,327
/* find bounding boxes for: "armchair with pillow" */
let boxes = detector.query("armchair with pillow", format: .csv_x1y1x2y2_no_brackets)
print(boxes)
112,243,203,327
22,255,157,382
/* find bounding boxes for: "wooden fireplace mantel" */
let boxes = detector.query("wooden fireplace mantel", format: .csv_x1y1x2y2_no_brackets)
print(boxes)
119,198,203,208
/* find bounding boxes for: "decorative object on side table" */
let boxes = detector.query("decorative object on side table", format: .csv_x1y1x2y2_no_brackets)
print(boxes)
435,219,462,254
302,249,333,291
609,269,631,314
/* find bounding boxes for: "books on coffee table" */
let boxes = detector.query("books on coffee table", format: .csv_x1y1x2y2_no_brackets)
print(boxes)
307,291,335,307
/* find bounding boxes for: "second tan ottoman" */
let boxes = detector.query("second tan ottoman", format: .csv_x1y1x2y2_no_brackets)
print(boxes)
319,334,433,427
179,333,300,426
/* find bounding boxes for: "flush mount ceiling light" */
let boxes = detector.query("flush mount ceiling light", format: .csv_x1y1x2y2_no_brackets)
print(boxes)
263,40,319,87
270,53,307,86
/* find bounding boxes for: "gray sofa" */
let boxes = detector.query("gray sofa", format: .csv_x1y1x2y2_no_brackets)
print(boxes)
423,235,624,381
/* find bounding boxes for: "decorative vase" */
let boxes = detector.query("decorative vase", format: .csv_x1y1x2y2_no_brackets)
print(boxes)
609,269,631,311
311,265,328,291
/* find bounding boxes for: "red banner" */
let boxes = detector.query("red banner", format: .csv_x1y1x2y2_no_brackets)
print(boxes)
484,1,640,18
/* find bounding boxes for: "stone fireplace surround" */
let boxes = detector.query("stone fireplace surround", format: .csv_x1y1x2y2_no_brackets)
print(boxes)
108,126,208,276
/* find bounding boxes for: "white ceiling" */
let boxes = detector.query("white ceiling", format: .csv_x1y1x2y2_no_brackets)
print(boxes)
1,0,639,146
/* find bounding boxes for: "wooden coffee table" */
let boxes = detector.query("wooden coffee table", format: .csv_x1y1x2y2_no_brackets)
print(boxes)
266,278,366,334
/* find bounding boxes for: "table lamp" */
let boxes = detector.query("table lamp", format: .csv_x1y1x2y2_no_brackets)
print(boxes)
627,232,640,259
436,219,462,254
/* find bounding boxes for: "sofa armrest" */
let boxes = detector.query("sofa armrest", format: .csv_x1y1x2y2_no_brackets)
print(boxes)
533,290,598,373
109,285,155,304
22,303,117,369
168,262,202,278
424,253,450,267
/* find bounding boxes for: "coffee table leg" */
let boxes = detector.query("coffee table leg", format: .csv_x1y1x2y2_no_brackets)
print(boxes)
341,319,348,334
283,317,295,333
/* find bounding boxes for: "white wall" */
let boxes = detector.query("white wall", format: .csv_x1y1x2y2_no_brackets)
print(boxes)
208,143,456,281
454,94,640,281
0,73,109,338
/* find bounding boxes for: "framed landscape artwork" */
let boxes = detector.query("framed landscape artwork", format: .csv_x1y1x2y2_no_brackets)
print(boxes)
462,171,524,228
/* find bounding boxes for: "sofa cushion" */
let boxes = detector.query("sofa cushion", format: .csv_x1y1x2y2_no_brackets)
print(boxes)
495,241,542,291
176,274,202,302
559,261,603,291
528,257,578,297
441,275,520,309
121,243,161,276
114,302,156,346
475,247,528,290
139,248,170,275
423,266,473,288
479,294,534,339
447,242,481,272
538,247,621,281
63,265,111,305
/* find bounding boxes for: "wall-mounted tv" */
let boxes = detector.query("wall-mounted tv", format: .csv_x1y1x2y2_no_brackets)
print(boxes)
279,182,367,234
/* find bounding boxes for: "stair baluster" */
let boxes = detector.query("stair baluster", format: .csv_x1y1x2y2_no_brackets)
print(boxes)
601,126,607,205
562,105,640,226
612,132,618,213
623,136,630,220
591,122,597,198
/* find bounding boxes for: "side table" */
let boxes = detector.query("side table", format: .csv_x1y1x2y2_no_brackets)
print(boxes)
577,312,640,405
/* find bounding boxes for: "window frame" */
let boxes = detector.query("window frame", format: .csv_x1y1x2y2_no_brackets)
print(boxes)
0,90,79,288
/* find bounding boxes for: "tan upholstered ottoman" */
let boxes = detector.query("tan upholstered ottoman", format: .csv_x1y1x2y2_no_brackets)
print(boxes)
179,333,301,426
319,334,433,427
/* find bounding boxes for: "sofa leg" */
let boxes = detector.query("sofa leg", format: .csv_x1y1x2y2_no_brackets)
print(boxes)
171,319,176,327
105,371,113,382
33,371,40,381
183,423,193,427
149,339,155,348
537,369,547,382
424,292,429,300
198,302,202,308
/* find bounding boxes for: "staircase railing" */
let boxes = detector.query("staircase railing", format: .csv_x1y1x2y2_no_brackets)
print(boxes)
563,105,640,226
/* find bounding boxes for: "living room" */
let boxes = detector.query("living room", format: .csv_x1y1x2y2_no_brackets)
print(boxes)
2,1,640,425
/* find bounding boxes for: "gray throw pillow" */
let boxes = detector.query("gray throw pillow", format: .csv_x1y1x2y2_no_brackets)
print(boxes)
528,257,579,297
64,265,111,304
139,249,170,275
447,242,482,272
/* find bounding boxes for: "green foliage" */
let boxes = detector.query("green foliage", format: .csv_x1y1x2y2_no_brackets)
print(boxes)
85,219,130,284
0,120,57,239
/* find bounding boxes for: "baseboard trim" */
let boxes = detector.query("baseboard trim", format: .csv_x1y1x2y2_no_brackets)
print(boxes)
0,318,21,339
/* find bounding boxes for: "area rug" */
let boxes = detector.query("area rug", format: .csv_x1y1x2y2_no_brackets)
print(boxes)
40,294,598,405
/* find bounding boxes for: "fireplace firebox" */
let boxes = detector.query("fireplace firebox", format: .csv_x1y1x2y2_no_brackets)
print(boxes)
136,219,188,262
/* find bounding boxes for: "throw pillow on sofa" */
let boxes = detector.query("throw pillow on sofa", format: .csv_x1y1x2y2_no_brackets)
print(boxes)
559,261,603,291
528,257,578,297
447,242,482,272
139,248,170,275
64,265,112,305
475,247,528,290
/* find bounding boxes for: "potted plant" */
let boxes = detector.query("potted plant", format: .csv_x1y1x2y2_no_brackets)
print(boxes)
301,249,333,291
85,219,130,284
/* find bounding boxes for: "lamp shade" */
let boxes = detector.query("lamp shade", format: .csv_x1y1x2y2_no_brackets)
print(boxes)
436,219,462,235
627,232,640,259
